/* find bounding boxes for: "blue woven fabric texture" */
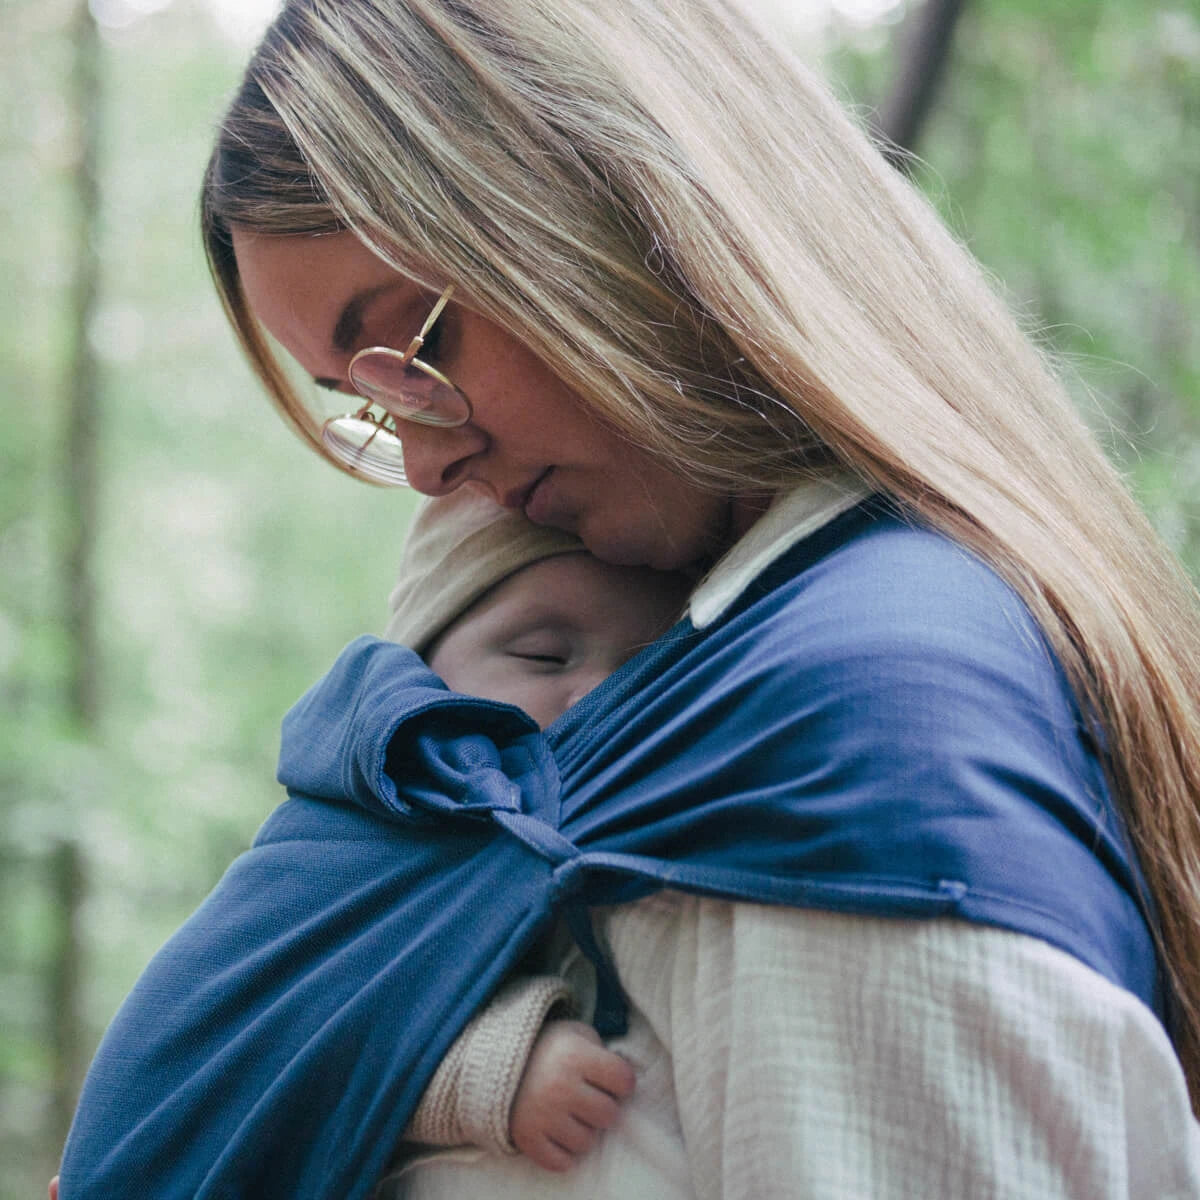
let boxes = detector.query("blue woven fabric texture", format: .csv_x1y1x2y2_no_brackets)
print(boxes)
59,502,1161,1198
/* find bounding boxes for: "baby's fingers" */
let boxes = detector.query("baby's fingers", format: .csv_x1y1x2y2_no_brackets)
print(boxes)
552,1112,603,1157
569,1080,625,1132
524,1115,602,1173
581,1042,637,1100
522,1134,580,1174
510,1019,637,1171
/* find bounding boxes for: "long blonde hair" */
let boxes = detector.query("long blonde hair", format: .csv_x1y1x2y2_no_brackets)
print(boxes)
203,0,1200,1107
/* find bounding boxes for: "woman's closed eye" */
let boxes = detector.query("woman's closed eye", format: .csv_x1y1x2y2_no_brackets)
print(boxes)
418,312,446,362
373,294,450,362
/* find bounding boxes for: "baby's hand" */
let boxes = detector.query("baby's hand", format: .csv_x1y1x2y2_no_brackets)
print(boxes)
510,1019,636,1172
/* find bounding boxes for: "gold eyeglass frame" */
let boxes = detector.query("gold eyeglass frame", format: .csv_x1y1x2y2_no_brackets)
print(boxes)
320,284,471,485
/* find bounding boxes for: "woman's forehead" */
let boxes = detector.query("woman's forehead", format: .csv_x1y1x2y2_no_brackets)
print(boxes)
232,227,421,370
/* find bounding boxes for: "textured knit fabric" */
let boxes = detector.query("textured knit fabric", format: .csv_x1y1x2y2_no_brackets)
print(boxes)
404,973,575,1153
388,898,1200,1200
59,491,1167,1199
377,961,693,1200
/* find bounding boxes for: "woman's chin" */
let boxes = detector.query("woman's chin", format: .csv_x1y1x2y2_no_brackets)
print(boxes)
575,525,694,572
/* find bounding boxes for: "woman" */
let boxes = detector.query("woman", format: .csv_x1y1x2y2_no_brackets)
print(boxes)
91,0,1200,1194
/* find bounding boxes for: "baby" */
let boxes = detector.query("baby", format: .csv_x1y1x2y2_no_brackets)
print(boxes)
385,489,691,1174
47,492,689,1200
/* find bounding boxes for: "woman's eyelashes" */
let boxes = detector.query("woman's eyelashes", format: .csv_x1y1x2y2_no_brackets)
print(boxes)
408,299,451,362
370,295,450,362
419,311,446,363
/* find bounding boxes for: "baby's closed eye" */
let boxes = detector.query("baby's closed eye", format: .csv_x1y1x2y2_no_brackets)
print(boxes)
506,631,574,668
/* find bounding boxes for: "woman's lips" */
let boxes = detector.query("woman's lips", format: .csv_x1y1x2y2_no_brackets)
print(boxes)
500,471,545,512
521,468,555,523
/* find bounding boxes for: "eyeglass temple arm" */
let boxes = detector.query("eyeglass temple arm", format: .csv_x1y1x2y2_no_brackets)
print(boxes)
403,284,456,362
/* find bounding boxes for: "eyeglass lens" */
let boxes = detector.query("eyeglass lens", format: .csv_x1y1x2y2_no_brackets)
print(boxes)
348,353,469,428
322,415,409,485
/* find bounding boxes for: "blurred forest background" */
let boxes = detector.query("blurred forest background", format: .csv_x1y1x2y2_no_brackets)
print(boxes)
1,0,1197,1191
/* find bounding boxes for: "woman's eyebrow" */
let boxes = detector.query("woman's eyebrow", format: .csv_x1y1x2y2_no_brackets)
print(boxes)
332,285,397,353
313,284,414,389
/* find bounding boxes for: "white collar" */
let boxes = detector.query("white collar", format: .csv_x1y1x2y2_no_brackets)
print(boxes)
688,472,870,630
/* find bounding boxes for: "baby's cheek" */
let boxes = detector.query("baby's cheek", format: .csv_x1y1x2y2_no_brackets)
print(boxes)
564,668,612,714
516,678,575,729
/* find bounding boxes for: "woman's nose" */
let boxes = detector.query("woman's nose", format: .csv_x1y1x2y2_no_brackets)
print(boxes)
398,421,488,496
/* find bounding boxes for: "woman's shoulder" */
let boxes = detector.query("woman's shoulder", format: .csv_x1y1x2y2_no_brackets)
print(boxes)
739,504,1057,691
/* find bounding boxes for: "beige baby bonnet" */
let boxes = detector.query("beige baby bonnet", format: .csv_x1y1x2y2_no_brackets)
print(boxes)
384,489,584,655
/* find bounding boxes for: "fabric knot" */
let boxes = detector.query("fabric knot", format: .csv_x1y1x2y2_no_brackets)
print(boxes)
490,809,582,866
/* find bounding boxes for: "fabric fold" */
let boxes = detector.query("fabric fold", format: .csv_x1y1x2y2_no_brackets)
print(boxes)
59,500,1163,1200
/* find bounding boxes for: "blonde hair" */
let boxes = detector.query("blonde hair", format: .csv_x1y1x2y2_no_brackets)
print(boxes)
203,0,1200,1106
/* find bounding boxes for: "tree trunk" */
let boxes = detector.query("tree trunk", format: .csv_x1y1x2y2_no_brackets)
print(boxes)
876,0,970,168
62,0,103,728
47,0,103,1164
48,840,87,1156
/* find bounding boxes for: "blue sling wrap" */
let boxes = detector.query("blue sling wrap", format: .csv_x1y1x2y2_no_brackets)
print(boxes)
58,501,1163,1198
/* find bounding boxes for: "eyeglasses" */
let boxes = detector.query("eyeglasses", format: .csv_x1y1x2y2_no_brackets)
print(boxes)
320,284,471,486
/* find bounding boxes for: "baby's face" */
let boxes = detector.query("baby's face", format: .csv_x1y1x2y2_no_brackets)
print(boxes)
426,554,690,728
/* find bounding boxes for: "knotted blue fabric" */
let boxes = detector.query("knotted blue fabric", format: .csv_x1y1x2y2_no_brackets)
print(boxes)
59,501,1164,1199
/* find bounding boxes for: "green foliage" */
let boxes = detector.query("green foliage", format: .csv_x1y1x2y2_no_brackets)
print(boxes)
0,1,409,1190
0,0,1197,1193
830,1,1200,562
